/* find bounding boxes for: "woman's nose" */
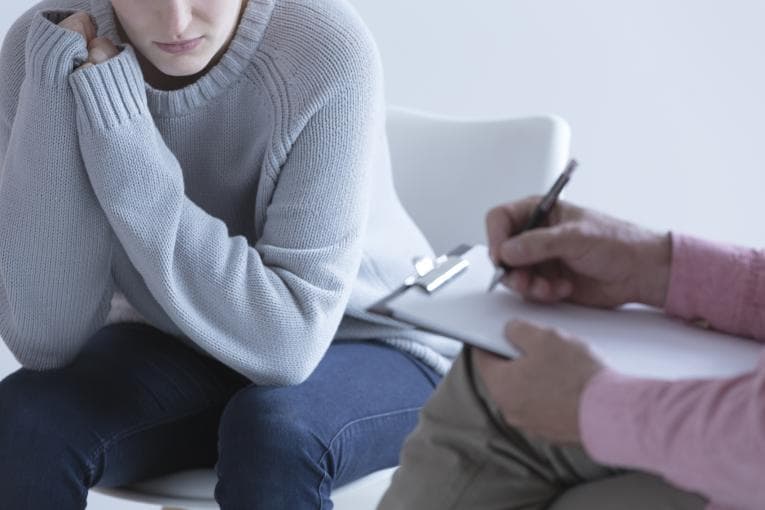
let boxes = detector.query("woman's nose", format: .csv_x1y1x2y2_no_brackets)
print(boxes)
163,0,193,39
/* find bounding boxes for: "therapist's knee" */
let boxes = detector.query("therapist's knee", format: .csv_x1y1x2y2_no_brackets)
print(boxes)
547,472,707,510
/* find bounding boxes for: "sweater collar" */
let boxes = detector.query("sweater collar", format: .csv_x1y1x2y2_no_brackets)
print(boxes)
88,0,275,116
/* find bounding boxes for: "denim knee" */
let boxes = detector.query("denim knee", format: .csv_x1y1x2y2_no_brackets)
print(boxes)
215,384,330,508
217,385,322,468
0,370,98,508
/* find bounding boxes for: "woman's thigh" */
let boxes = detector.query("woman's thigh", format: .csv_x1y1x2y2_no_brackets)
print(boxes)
215,340,441,507
0,321,247,494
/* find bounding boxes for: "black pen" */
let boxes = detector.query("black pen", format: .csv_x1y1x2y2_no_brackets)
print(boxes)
487,158,578,292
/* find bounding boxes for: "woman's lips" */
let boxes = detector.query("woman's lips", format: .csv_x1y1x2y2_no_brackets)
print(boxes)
154,37,204,54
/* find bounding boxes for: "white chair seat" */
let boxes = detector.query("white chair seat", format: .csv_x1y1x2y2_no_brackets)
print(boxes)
94,467,397,509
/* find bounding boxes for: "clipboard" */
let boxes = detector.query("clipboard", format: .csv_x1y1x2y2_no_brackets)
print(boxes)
368,244,762,380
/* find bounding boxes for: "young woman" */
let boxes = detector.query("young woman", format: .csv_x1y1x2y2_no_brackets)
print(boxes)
0,0,461,507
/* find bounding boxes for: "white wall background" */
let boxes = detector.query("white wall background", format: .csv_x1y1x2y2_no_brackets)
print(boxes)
1,0,764,508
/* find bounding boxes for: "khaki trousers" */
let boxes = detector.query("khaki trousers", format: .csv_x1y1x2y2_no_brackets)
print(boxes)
378,349,708,510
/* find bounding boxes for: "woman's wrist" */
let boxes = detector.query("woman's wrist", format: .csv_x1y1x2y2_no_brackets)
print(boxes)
69,45,148,134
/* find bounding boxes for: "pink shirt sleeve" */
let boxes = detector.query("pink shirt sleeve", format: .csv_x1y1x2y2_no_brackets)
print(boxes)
579,233,765,510
664,233,765,340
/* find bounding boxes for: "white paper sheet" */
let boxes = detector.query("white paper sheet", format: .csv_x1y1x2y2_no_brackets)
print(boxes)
389,245,762,380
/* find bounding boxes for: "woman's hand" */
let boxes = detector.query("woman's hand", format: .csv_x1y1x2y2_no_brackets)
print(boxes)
58,12,96,44
58,12,120,70
486,197,672,309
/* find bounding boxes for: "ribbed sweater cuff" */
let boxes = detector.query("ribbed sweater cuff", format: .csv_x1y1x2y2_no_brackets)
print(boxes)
69,45,149,133
580,368,669,469
26,10,89,85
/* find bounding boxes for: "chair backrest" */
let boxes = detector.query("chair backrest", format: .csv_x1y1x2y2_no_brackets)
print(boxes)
385,106,571,255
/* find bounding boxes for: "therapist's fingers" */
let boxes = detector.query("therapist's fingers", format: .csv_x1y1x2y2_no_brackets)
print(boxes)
498,224,585,270
485,196,544,265
505,261,573,303
525,275,573,303
530,262,573,302
503,269,529,293
504,320,546,350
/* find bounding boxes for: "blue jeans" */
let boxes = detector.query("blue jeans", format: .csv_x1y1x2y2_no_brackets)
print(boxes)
0,321,441,509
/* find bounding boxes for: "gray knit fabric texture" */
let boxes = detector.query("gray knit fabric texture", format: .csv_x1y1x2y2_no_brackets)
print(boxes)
0,0,461,384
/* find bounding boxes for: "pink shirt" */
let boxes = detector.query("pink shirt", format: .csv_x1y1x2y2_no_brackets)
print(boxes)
580,234,765,510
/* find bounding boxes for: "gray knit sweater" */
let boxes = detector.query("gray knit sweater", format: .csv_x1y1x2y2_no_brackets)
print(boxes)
0,0,461,384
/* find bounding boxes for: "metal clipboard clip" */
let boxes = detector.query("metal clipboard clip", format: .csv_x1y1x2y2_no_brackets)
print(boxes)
368,244,473,318
405,244,472,294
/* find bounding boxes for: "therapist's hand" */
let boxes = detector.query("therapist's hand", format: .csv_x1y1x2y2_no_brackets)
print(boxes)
486,197,672,309
473,320,605,445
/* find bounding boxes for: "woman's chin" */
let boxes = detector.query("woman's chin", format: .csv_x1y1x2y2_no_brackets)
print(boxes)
152,58,210,78
140,47,211,77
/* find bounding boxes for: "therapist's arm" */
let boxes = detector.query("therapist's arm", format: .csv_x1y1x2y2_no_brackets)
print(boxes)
580,237,765,509
486,199,765,507
488,197,764,341
663,233,765,341
581,356,765,509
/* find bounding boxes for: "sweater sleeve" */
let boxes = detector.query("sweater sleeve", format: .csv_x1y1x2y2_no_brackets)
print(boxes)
579,233,765,509
0,11,115,369
664,232,765,341
68,43,381,385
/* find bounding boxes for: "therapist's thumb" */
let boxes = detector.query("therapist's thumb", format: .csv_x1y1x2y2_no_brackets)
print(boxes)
499,225,581,267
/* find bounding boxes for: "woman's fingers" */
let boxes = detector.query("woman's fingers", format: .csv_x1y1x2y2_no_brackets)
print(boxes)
58,12,97,43
76,37,120,70
87,37,120,64
59,13,118,72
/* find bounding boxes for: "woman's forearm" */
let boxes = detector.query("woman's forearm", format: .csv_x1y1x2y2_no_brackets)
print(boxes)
0,12,115,369
68,40,382,385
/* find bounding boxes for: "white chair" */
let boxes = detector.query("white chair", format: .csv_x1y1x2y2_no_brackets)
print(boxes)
386,106,571,254
93,106,571,509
